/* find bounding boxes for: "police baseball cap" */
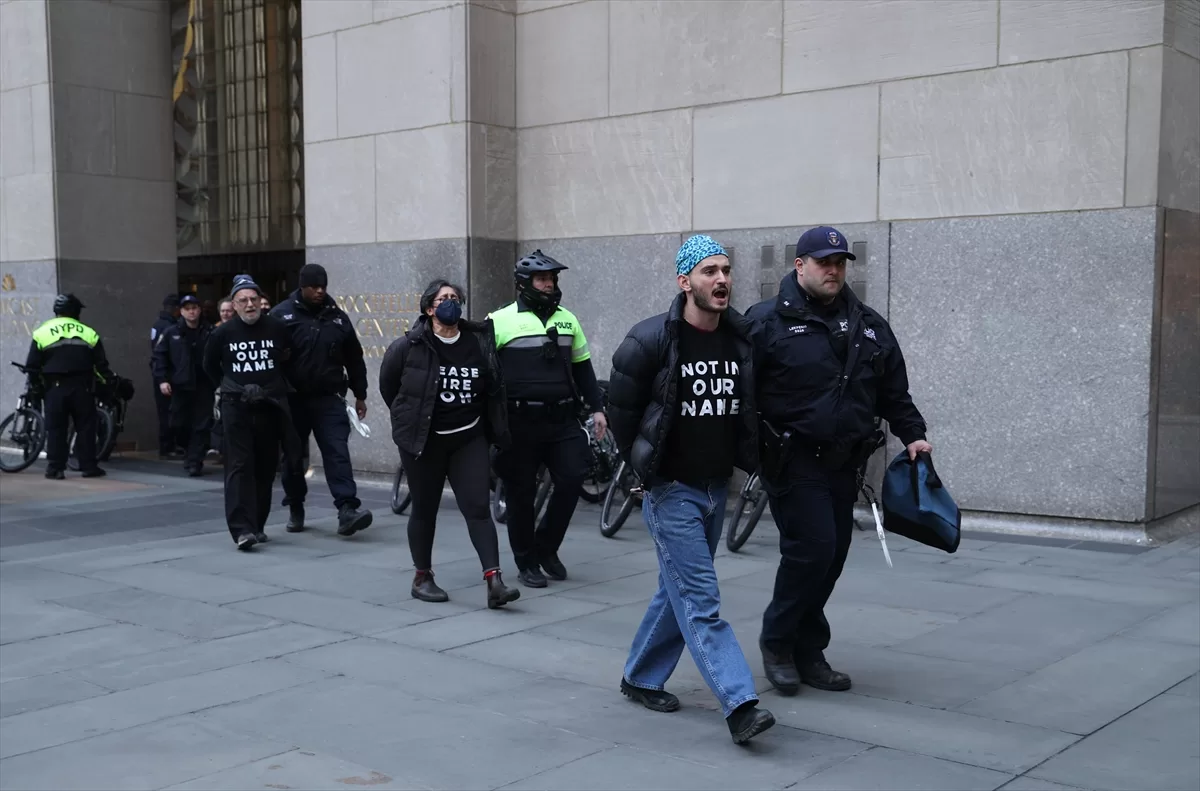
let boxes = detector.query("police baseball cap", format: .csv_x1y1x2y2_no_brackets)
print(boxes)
179,294,200,307
796,226,856,261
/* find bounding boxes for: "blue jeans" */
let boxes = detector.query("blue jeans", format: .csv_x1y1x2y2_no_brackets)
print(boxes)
623,479,759,717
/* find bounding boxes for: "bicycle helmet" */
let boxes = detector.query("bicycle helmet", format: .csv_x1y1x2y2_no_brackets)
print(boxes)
514,249,567,311
53,293,84,318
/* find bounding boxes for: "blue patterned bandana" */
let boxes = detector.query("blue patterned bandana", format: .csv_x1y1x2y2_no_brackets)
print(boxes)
676,235,727,276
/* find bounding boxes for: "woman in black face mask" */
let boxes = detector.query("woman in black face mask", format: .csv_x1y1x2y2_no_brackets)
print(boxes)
378,279,520,609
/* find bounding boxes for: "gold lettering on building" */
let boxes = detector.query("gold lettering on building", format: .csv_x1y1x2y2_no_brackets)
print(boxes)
336,292,421,357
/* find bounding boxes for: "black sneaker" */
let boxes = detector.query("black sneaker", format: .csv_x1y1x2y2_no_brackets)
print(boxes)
727,701,775,744
518,567,548,588
337,506,373,536
236,533,258,551
540,553,567,581
253,531,269,544
620,678,680,713
799,659,852,691
286,504,305,533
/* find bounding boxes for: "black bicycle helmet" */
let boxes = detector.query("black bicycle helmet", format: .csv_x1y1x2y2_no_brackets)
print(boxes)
53,293,84,318
515,249,567,311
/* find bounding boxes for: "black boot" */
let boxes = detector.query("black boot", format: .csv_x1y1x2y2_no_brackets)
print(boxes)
540,553,567,581
620,678,680,713
799,658,852,691
411,570,449,602
760,639,800,695
337,505,373,536
485,571,520,609
286,504,305,533
727,701,775,744
518,566,548,588
80,468,106,478
44,469,64,480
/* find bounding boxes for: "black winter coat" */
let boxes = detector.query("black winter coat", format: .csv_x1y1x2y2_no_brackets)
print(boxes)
151,319,214,391
378,318,509,456
607,292,759,484
746,270,926,448
269,291,368,400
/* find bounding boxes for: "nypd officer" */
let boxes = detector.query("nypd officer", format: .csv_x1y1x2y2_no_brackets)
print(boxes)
489,250,607,587
25,294,113,479
150,294,184,458
747,226,931,695
152,294,215,477
270,263,372,536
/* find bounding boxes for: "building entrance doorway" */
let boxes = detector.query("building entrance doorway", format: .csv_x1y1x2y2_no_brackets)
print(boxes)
178,250,304,324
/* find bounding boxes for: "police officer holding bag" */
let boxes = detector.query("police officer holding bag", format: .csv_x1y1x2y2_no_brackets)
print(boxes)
747,226,931,695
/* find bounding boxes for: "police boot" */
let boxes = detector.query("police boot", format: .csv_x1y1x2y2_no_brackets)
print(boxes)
337,505,373,536
799,658,852,691
44,469,65,480
81,468,107,478
540,552,568,581
286,504,304,533
485,570,520,609
411,570,449,603
760,639,800,695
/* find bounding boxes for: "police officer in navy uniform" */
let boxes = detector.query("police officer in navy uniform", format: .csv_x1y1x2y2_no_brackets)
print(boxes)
269,263,373,537
25,294,113,479
747,226,932,695
152,294,215,477
150,294,184,458
488,251,607,587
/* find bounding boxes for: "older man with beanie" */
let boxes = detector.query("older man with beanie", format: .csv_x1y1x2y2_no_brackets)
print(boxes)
204,274,304,550
607,235,774,745
269,263,372,536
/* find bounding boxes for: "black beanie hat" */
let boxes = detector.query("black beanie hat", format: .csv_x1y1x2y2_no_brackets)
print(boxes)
299,263,328,289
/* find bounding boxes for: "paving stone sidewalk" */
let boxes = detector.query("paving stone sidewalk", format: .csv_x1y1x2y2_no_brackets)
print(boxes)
1,460,1197,790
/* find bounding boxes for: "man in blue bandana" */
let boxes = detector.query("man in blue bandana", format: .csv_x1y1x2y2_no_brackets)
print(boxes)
606,235,775,744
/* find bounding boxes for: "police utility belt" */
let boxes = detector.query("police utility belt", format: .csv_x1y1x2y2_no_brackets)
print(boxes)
507,397,576,421
758,418,881,481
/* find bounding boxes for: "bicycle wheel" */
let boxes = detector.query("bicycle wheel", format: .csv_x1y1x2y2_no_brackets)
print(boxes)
390,464,411,515
491,478,508,524
0,408,47,473
726,474,769,552
599,461,640,537
67,408,113,471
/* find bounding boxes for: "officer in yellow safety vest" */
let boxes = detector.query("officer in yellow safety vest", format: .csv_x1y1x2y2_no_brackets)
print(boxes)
488,250,607,588
25,294,113,479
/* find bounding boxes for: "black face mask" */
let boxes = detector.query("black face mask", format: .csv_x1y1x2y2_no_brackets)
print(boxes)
518,278,562,313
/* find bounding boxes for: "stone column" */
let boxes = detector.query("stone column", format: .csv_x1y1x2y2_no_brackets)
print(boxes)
301,0,515,473
1,0,176,452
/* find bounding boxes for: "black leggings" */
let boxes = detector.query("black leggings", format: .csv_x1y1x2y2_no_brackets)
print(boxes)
397,425,501,572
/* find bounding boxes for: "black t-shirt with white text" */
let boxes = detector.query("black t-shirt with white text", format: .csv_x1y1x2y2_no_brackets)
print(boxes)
431,332,485,433
658,320,742,485
203,314,293,395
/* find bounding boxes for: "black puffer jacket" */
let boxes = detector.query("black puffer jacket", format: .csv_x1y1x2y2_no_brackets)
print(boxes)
607,292,758,484
379,317,509,456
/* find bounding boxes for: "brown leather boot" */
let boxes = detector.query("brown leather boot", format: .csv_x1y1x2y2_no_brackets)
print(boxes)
411,570,449,602
485,570,520,609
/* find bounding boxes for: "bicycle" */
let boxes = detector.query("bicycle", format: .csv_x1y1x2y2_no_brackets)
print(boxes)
491,464,552,525
599,459,642,537
0,362,48,473
390,461,411,515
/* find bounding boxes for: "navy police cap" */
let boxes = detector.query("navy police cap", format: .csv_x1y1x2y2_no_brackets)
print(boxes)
796,226,856,261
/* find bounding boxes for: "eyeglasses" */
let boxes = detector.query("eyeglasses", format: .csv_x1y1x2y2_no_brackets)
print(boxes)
432,295,461,306
233,296,258,306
